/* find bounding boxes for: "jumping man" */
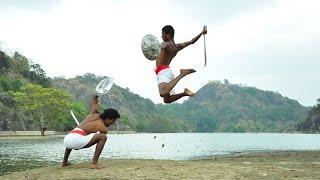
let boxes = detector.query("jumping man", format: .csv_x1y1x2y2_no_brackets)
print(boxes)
155,25,207,103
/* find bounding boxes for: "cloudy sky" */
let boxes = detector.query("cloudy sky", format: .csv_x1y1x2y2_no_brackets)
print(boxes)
0,0,319,106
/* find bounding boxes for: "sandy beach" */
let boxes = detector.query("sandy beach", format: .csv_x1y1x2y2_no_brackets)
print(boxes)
2,151,320,179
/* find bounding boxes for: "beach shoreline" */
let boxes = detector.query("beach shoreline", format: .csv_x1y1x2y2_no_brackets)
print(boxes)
0,130,136,137
2,150,320,179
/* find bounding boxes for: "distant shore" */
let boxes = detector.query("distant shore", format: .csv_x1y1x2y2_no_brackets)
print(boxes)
0,130,136,137
0,130,64,136
2,151,320,179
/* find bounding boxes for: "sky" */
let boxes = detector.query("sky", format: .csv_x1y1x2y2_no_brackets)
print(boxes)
0,0,319,106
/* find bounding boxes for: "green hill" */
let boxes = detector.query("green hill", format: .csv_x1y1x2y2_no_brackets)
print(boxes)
159,80,309,132
0,50,311,133
52,76,309,133
52,74,179,132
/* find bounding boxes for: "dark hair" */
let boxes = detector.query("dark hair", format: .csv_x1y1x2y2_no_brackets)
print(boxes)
100,108,120,120
162,25,175,38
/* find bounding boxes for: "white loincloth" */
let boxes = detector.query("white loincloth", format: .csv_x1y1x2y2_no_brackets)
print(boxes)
155,66,176,95
63,128,97,149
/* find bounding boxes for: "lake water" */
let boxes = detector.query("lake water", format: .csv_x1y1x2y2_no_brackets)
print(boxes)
1,133,320,175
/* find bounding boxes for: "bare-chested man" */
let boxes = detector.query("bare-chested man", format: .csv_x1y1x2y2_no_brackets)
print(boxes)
155,25,207,103
62,94,120,169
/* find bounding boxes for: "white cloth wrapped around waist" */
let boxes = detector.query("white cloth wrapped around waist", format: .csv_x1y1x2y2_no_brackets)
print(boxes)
155,65,176,95
63,128,99,149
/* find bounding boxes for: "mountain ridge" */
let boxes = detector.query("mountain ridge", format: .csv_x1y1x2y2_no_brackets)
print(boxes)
52,74,308,133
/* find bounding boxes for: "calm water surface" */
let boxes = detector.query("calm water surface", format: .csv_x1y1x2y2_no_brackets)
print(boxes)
1,133,319,175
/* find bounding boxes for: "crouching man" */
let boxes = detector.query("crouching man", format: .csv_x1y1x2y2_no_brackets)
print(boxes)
62,94,120,169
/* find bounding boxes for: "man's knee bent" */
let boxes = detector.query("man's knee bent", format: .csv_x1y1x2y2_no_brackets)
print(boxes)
158,83,171,95
160,92,169,98
163,97,172,104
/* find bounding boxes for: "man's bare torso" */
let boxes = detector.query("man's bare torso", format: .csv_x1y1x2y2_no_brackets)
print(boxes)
156,41,179,67
77,113,107,134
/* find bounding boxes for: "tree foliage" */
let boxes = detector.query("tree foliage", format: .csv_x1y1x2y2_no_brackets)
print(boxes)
0,50,312,133
297,98,320,132
12,84,72,135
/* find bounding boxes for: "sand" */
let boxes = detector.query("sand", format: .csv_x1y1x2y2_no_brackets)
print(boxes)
2,151,320,179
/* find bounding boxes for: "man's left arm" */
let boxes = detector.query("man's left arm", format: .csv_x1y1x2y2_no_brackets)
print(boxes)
177,25,207,51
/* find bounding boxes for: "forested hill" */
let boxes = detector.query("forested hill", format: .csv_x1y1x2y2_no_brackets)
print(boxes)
52,74,180,132
52,75,309,133
158,80,309,132
0,50,312,133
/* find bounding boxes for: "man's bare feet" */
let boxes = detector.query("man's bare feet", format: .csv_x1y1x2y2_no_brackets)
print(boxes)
180,69,196,76
90,163,104,169
184,88,195,96
61,162,72,167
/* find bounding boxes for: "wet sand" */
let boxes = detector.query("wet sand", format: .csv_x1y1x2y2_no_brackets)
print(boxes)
2,151,320,179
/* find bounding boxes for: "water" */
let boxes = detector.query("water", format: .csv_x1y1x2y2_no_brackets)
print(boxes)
1,133,320,175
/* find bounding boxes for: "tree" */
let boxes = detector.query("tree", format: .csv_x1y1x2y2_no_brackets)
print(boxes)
297,98,320,132
29,63,51,87
315,98,320,113
0,102,13,130
0,92,26,131
223,79,230,85
0,51,10,73
59,102,88,131
12,84,72,135
13,52,30,77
